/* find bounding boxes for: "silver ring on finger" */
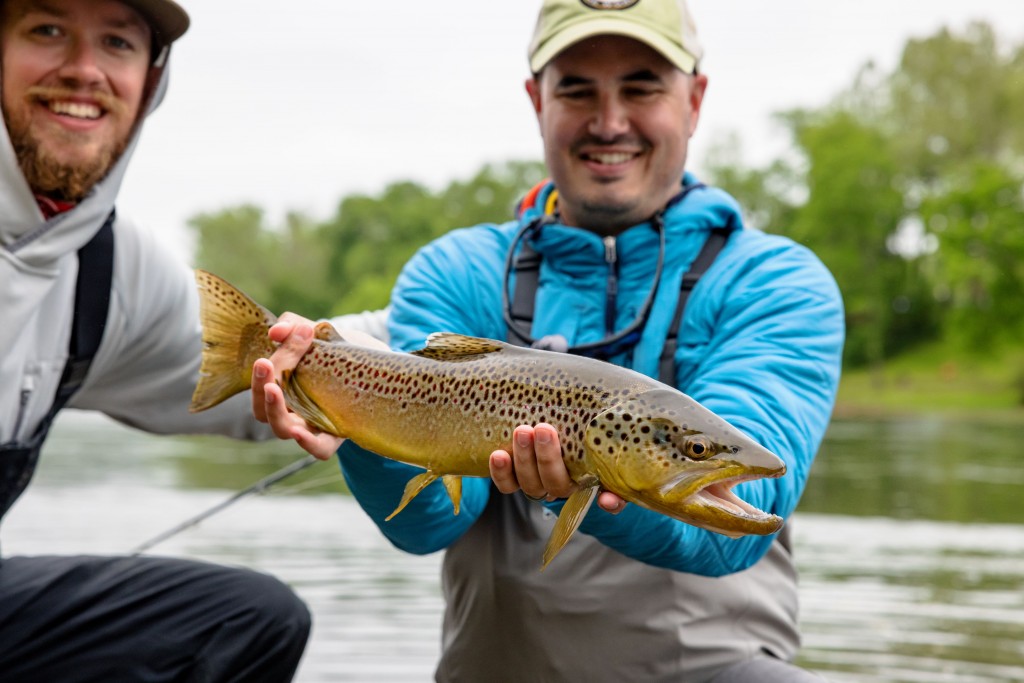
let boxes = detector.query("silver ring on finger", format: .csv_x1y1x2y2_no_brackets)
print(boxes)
524,491,548,502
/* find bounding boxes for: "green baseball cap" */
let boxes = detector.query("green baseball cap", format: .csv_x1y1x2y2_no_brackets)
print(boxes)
528,0,703,74
123,0,190,46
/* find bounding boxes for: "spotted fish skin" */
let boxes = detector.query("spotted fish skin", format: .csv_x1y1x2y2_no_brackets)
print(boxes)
190,270,788,568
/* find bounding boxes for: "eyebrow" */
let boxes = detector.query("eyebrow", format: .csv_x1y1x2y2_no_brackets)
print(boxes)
555,69,663,89
17,0,150,35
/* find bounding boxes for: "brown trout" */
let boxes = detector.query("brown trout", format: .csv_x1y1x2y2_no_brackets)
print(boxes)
190,270,787,567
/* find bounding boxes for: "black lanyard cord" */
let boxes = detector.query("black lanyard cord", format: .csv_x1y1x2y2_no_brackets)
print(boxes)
502,213,666,359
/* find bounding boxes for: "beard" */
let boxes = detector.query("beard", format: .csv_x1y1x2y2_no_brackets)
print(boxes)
3,86,133,202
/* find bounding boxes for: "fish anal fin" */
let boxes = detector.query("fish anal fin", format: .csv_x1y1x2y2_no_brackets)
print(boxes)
541,483,599,570
411,333,503,362
385,471,439,521
442,475,463,515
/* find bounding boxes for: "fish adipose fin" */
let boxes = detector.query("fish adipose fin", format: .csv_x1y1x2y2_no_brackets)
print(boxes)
190,270,277,412
411,333,503,362
541,477,600,570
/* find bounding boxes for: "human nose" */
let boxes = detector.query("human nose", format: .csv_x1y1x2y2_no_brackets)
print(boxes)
56,39,104,87
588,93,630,140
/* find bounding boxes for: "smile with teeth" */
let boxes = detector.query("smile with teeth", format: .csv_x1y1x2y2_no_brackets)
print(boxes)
584,151,638,165
46,100,103,120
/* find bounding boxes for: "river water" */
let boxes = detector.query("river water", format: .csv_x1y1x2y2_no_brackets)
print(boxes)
4,411,1023,682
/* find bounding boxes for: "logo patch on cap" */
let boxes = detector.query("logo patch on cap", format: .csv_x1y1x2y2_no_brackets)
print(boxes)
581,0,641,9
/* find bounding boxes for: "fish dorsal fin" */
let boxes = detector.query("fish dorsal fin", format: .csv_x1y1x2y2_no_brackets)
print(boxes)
411,333,503,362
314,321,343,342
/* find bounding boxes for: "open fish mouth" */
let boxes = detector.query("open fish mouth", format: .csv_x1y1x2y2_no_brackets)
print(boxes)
653,468,786,537
693,475,776,520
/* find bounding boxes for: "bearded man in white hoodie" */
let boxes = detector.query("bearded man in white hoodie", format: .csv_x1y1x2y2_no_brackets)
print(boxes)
0,1,332,679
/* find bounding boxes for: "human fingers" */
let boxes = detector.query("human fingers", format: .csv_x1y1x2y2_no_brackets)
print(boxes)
251,358,275,422
509,425,547,500
597,490,627,514
267,319,315,381
289,424,344,460
489,450,519,494
532,423,575,499
264,383,342,459
267,319,296,344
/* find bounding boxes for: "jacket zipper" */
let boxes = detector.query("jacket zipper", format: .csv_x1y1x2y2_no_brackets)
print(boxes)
603,235,618,337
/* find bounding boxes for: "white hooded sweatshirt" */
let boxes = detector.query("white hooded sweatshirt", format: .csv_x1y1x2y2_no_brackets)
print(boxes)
0,51,387,447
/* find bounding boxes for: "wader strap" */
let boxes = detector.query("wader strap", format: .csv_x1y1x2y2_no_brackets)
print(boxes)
507,226,731,386
0,211,115,524
508,239,542,339
54,211,116,408
657,227,731,385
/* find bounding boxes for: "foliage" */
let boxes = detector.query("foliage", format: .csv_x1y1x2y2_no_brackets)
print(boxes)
712,20,1024,372
189,161,545,317
319,161,546,315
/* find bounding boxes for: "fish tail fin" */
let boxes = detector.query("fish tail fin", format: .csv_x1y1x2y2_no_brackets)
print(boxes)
541,484,599,570
190,269,278,412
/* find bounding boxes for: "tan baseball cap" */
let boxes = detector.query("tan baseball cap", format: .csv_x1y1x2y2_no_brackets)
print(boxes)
528,0,703,74
123,0,190,46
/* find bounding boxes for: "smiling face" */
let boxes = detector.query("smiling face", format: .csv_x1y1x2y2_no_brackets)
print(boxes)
0,0,152,201
526,35,707,236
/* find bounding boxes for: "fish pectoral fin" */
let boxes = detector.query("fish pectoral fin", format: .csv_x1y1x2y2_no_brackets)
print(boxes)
411,333,504,362
385,471,439,521
442,475,463,515
279,371,342,436
541,483,599,570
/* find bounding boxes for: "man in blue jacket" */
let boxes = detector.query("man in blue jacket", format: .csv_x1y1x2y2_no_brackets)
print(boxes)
258,0,843,680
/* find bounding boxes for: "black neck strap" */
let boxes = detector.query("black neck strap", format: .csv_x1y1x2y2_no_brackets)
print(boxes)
53,209,116,413
657,226,731,385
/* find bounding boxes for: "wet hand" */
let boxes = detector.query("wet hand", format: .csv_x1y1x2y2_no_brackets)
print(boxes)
488,423,627,514
251,315,343,460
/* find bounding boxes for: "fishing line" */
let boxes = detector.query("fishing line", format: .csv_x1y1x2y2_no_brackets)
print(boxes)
264,470,346,496
129,454,319,555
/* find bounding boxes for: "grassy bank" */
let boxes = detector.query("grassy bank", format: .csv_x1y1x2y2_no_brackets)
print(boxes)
833,342,1024,419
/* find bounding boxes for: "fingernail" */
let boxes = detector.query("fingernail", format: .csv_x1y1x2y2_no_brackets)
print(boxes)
516,430,531,448
536,429,551,445
254,364,267,380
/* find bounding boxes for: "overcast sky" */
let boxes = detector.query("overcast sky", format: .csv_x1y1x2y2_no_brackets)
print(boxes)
117,0,1024,261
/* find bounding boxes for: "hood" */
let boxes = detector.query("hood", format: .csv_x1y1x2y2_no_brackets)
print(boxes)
519,172,745,282
0,50,174,268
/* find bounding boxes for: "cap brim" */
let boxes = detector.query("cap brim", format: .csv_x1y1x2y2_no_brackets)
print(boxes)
530,18,697,74
123,0,190,45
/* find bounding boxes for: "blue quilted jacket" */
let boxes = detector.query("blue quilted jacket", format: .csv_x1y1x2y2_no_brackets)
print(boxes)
338,174,844,576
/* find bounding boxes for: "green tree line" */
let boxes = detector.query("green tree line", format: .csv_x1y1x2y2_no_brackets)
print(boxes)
191,22,1024,376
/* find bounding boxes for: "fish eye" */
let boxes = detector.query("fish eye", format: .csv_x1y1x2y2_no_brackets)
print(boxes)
684,435,713,460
